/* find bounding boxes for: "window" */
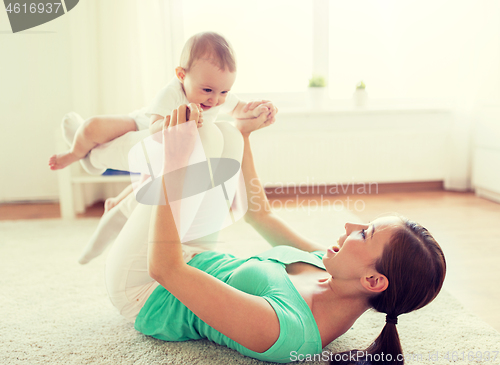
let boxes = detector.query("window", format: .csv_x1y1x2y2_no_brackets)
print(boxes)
179,0,313,94
177,0,499,105
327,0,498,102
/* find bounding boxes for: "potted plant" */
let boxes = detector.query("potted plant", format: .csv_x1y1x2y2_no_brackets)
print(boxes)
353,80,368,107
308,75,327,109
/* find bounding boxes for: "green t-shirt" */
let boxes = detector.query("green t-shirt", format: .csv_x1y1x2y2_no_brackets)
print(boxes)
134,245,326,363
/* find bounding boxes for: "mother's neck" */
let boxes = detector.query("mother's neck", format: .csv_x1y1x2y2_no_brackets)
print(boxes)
316,277,372,320
326,276,373,309
312,277,373,345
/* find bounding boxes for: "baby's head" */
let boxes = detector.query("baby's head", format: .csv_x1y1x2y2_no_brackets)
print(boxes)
176,32,237,111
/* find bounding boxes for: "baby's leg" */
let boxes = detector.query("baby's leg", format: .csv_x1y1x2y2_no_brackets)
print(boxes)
78,201,128,265
78,191,137,265
105,183,134,213
105,202,154,322
105,201,204,322
215,121,244,162
49,115,137,170
180,122,244,249
86,129,151,173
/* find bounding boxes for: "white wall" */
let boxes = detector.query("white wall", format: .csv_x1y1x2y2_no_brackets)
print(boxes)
0,1,182,204
248,108,452,188
0,10,73,202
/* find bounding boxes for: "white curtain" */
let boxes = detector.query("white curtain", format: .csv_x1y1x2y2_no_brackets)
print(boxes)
67,0,183,117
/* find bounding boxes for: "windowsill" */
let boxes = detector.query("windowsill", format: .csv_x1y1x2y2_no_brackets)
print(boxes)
235,92,454,116
218,103,452,122
218,102,454,132
276,104,452,116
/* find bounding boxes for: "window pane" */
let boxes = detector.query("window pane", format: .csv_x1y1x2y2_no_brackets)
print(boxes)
181,0,313,93
328,0,499,102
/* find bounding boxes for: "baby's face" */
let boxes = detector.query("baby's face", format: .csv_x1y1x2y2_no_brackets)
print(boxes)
177,59,236,111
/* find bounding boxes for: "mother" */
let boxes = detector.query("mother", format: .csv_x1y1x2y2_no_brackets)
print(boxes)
105,105,446,364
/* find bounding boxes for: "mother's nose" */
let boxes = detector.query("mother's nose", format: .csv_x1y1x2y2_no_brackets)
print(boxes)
344,222,369,235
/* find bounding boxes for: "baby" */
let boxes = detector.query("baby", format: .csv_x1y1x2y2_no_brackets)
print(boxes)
49,31,275,172
69,32,277,264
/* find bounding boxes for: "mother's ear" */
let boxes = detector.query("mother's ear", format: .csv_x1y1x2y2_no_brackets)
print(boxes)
361,273,388,294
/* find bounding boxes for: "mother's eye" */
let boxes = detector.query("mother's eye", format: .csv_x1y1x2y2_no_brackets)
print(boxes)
360,229,366,239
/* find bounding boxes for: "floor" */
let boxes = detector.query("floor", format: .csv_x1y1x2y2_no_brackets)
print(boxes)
1,189,499,332
287,190,500,332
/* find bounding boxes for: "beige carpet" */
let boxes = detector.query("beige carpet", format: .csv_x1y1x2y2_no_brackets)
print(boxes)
1,208,499,365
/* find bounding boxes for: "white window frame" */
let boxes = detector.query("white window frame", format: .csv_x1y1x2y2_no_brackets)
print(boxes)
172,0,328,109
238,0,329,108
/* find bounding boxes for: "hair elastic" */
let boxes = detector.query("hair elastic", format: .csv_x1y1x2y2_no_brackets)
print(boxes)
386,315,398,325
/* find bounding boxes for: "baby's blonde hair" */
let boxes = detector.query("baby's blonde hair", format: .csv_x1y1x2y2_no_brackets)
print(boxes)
179,32,236,73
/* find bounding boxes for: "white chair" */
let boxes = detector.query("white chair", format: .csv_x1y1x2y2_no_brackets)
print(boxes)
55,130,130,219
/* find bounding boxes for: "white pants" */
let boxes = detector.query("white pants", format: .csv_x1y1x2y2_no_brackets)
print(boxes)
128,107,150,131
100,122,244,322
105,202,219,322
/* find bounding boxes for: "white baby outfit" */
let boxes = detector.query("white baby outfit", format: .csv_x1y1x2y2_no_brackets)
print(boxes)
87,78,239,173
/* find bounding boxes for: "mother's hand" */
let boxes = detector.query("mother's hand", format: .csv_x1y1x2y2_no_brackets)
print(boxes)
160,103,200,175
235,100,277,136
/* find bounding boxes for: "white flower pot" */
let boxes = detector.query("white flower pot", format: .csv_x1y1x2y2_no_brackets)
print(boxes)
353,89,368,107
307,87,326,110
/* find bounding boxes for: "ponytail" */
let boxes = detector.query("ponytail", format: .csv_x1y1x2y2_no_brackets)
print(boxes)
330,320,403,365
361,320,403,364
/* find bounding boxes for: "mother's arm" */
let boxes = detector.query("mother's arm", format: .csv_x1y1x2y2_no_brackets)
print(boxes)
237,117,327,253
148,105,279,354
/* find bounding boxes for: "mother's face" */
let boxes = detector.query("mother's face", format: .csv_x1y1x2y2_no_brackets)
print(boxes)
323,216,403,282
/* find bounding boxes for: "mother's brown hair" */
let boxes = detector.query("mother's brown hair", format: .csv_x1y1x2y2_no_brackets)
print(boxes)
332,217,446,365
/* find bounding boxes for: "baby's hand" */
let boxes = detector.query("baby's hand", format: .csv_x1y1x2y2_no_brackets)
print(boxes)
243,100,278,122
251,104,270,118
243,100,269,118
